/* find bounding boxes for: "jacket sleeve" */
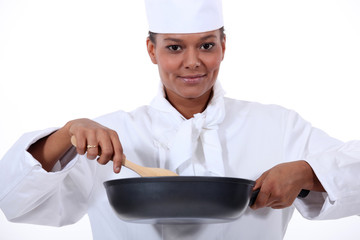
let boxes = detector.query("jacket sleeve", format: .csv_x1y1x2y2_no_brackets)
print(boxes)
283,110,360,220
296,140,360,219
0,128,96,226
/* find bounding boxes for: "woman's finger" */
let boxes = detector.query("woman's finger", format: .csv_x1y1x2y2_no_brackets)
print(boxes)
97,137,114,165
251,188,271,210
253,170,269,190
109,132,123,173
72,134,87,155
85,132,99,160
250,171,268,209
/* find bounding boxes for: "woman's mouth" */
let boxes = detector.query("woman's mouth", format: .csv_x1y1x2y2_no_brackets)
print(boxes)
178,74,207,84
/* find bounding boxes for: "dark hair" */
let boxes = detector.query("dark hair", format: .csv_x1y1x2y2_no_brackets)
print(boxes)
148,26,225,45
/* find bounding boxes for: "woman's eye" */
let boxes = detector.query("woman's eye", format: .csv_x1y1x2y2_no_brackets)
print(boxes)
167,45,182,51
201,43,215,50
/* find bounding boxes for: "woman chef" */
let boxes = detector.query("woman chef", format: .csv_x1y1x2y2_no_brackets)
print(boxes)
1,0,360,239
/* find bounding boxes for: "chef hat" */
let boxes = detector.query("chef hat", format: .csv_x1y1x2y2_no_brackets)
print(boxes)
144,0,224,34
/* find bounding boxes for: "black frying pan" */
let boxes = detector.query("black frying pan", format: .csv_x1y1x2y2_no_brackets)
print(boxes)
104,176,309,224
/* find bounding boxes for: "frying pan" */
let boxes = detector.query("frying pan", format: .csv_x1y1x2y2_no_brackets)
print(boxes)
70,136,308,224
103,176,309,224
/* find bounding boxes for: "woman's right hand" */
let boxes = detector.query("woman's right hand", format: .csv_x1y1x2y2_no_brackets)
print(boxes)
29,118,124,173
67,118,124,173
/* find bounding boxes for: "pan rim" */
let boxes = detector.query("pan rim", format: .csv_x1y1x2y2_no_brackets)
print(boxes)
104,176,255,186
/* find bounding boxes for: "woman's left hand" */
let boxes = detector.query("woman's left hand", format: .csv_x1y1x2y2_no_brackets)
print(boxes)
250,160,325,210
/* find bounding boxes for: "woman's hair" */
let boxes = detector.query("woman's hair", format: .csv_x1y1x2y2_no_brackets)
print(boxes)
148,26,225,45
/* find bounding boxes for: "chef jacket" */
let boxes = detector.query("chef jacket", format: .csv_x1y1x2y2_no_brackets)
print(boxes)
1,82,360,240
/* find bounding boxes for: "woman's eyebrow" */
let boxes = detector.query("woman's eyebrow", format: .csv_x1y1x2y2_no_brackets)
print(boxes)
163,38,182,42
163,34,217,43
200,34,217,41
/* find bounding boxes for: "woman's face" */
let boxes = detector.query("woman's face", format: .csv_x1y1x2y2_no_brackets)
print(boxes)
147,29,226,102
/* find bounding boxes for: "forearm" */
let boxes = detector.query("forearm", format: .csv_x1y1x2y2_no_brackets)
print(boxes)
28,122,72,172
0,127,93,225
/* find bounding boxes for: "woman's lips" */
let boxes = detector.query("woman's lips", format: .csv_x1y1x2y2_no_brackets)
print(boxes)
178,74,206,83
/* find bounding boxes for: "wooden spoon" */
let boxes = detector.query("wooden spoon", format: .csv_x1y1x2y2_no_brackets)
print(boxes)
70,136,178,177
121,158,178,177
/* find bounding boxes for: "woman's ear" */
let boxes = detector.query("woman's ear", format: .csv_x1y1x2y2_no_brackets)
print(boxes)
221,34,226,61
146,38,157,64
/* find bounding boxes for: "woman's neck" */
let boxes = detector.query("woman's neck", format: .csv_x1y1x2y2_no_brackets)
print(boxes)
165,88,213,119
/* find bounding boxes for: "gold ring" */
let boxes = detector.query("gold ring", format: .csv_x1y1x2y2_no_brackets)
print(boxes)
87,144,97,149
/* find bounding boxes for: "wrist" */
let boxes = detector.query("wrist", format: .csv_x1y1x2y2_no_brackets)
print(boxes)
298,160,325,192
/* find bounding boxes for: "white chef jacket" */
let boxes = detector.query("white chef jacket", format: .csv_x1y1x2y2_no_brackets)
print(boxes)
1,82,360,240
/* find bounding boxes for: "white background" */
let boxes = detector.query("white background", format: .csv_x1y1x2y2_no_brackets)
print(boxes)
1,0,360,239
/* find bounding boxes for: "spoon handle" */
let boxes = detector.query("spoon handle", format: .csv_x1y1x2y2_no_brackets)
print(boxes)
122,158,147,177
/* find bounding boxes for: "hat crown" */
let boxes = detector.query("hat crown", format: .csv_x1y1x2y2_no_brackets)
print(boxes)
144,0,224,34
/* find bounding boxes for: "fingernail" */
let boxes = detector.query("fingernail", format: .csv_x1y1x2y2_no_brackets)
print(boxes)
115,166,120,173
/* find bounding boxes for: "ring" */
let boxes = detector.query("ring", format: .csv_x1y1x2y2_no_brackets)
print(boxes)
87,144,98,149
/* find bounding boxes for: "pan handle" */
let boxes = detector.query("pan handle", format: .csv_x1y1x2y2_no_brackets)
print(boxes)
249,189,310,207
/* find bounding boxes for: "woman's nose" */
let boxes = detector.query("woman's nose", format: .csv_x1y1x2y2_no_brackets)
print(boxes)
184,49,200,69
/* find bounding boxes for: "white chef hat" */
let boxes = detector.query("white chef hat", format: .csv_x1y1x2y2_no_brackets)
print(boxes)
144,0,224,34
